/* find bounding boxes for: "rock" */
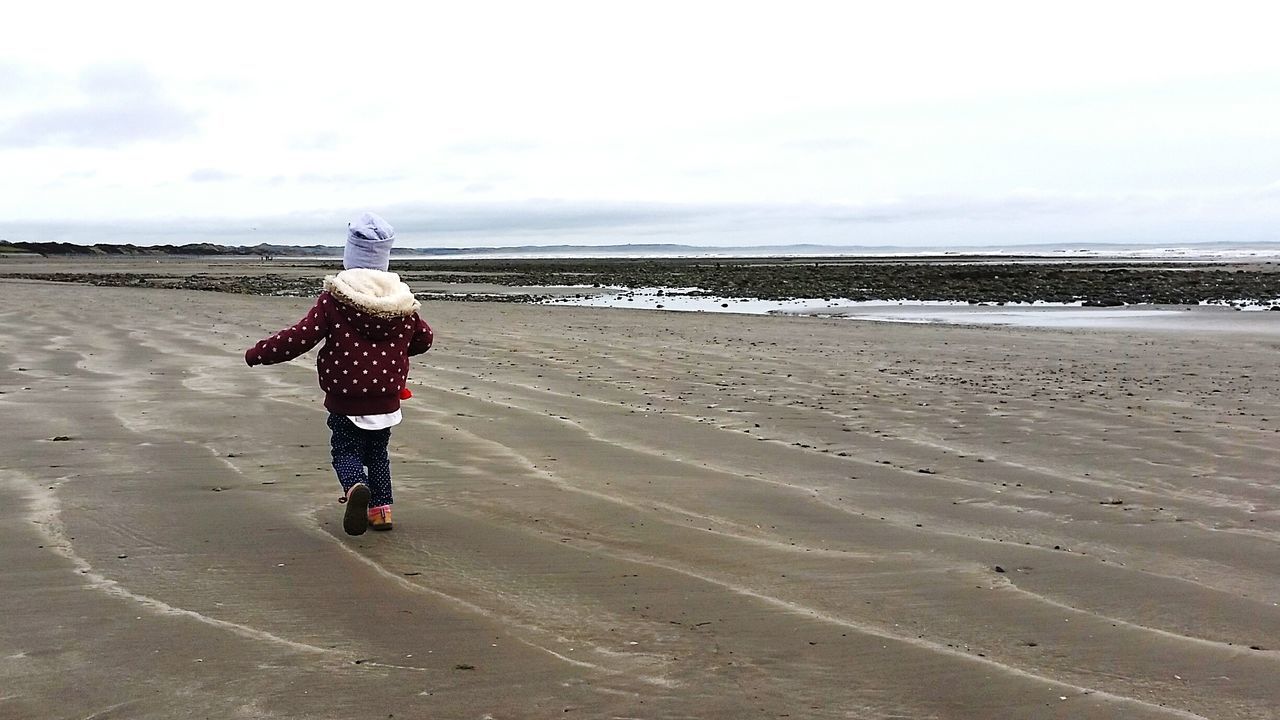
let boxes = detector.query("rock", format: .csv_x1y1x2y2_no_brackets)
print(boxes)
50,436,71,441
12,259,1280,307
994,566,1006,573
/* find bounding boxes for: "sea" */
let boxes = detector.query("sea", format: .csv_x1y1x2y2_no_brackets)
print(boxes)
423,242,1280,332
336,242,1280,332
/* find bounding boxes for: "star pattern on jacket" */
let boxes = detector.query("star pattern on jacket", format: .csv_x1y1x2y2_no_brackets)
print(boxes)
245,290,433,415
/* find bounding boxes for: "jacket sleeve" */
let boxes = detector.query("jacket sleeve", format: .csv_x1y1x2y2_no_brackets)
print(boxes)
245,296,330,366
407,314,433,356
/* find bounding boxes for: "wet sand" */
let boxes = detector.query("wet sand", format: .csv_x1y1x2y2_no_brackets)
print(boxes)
1,275,1278,719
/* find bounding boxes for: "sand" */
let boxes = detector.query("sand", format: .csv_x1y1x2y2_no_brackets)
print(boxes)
0,271,1277,719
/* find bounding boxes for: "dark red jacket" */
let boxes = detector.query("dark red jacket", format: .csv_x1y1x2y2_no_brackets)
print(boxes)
246,273,432,415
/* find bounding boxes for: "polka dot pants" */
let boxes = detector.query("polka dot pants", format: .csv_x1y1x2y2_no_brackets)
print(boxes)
327,413,393,507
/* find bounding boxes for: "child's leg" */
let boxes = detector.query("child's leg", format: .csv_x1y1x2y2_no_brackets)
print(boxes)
361,426,394,508
327,414,368,494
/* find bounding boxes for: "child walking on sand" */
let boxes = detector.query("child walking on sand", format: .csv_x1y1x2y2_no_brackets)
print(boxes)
245,212,432,535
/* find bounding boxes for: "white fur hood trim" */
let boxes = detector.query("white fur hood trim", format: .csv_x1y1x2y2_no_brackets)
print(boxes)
324,268,420,318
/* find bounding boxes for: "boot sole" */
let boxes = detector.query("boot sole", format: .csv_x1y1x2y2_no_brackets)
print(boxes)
343,484,371,536
370,522,394,532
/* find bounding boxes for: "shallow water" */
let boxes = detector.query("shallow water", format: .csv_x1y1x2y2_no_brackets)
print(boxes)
803,305,1258,332
540,288,1280,333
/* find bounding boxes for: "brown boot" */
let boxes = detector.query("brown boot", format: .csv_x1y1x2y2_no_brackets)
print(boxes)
341,483,370,536
368,505,393,531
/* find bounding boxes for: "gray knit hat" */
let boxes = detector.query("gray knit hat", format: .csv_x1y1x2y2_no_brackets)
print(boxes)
343,212,395,271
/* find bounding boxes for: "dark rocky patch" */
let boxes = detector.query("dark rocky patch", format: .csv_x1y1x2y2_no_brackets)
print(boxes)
4,258,1280,306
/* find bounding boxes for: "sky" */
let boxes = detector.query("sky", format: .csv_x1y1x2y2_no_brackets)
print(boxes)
1,1,1278,248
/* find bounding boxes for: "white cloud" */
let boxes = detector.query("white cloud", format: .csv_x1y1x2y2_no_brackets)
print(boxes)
0,64,199,148
4,184,1277,247
188,168,237,183
0,1,1278,246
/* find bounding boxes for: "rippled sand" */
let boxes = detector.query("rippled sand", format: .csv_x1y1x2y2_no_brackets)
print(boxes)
1,277,1277,719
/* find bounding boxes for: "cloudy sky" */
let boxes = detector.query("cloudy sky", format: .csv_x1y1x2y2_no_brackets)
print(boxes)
2,1,1278,248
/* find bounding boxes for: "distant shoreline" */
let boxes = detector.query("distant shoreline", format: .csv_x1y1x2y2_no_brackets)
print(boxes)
4,255,1279,308
3,238,1280,262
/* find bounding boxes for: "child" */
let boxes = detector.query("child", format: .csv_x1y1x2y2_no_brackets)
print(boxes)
245,212,432,535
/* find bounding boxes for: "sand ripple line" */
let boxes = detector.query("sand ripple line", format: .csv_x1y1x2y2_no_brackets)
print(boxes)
6,471,336,659
556,535,1212,720
410,376,1072,530
395,391,1112,566
71,700,136,719
395,406,880,560
252,352,1277,653
992,575,1279,657
301,504,677,687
